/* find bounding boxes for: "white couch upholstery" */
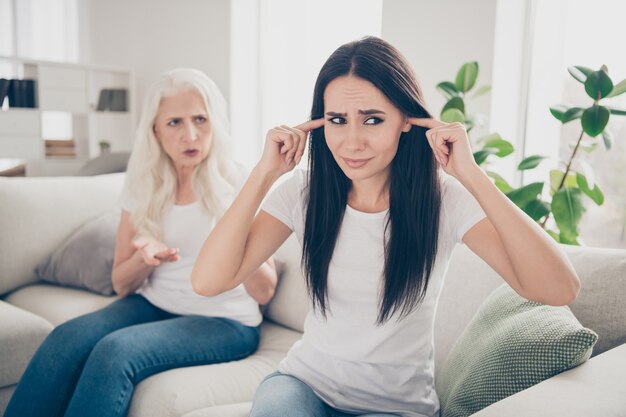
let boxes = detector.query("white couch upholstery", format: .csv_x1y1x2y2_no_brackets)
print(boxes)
1,173,625,417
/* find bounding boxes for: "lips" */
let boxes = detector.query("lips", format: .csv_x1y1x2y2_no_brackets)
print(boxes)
184,149,199,157
342,157,373,168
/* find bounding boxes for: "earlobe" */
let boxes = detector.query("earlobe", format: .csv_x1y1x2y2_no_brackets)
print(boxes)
402,121,412,133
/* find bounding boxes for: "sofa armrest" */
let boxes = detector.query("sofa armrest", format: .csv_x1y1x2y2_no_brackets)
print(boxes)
472,343,626,417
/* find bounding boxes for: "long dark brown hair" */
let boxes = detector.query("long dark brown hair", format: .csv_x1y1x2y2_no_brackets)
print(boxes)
303,36,441,324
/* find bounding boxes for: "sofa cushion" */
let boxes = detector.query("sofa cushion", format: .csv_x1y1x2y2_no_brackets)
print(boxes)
35,209,119,296
0,301,53,387
127,322,301,417
0,173,125,295
437,283,598,417
5,284,116,327
265,235,309,333
563,245,626,356
182,402,251,417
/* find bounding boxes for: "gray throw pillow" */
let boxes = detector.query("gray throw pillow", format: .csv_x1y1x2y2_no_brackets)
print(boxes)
35,209,120,296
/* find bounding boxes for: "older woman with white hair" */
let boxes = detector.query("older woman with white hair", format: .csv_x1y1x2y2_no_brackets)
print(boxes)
4,68,277,417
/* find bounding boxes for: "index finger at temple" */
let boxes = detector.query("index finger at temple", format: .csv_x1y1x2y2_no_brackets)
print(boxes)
407,117,446,130
295,118,325,132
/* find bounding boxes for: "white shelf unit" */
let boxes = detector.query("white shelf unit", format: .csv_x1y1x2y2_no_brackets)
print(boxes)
0,56,135,176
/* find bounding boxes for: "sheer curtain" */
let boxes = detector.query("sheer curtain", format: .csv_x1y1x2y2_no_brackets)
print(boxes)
230,0,383,169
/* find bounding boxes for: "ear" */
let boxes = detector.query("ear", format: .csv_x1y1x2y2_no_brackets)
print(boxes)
401,118,412,133
153,124,160,141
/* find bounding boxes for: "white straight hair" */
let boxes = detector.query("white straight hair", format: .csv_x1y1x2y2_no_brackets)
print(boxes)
124,68,243,240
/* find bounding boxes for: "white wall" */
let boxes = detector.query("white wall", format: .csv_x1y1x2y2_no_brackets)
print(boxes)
382,0,497,128
78,0,231,124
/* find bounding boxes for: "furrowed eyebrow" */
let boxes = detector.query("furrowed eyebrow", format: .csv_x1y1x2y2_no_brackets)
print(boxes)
325,109,386,117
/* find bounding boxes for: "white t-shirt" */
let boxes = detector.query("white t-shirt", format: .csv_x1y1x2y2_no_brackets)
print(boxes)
261,169,486,417
120,193,262,327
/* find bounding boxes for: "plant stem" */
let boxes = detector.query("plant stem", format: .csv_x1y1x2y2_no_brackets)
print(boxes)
540,128,586,228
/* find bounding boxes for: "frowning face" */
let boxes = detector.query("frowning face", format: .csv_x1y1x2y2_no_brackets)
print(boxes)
153,89,212,171
323,75,411,184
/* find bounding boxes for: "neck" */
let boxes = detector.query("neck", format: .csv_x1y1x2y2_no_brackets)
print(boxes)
175,165,196,204
348,171,390,213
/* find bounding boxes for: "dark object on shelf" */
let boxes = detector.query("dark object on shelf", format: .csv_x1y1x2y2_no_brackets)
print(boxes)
96,88,128,112
0,78,10,107
0,162,26,177
6,79,37,108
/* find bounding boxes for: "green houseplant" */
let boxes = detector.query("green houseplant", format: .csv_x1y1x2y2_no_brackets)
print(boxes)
437,63,626,245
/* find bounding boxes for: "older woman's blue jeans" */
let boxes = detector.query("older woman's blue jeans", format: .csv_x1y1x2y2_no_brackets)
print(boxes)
4,294,260,417
249,372,401,417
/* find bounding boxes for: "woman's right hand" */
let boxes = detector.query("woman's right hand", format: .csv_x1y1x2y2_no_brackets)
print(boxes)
256,118,324,179
132,236,180,267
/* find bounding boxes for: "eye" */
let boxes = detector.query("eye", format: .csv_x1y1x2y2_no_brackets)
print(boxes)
364,117,383,125
167,118,181,127
194,115,207,124
328,117,346,125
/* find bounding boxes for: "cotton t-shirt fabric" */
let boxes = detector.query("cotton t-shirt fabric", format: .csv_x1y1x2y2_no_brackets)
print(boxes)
119,189,262,327
260,169,486,417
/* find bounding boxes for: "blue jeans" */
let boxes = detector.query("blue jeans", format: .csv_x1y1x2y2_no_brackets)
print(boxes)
4,294,260,417
249,372,401,417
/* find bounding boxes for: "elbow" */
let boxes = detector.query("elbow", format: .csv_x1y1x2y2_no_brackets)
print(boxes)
191,272,222,297
531,273,581,307
256,286,276,306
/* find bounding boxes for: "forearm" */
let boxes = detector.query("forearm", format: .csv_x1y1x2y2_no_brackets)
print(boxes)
192,166,278,295
460,167,580,304
243,258,278,305
112,251,154,296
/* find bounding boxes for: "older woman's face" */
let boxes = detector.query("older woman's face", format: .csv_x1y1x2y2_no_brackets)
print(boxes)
153,89,212,170
323,75,411,183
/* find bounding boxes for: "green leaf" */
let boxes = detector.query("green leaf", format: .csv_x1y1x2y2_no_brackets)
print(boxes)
550,170,577,194
550,106,584,124
607,78,626,98
518,155,547,170
455,62,479,92
436,81,460,99
483,137,514,158
506,182,544,208
552,187,585,244
441,108,466,123
602,130,613,150
568,66,593,83
576,172,604,205
584,69,613,100
441,96,465,115
471,85,491,99
562,107,585,123
559,232,581,245
581,105,610,137
607,107,626,116
550,105,568,122
523,199,551,221
473,148,498,165
486,170,513,193
546,229,561,243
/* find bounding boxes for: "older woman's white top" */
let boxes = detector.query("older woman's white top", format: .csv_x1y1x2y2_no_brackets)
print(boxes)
120,193,262,327
261,169,486,417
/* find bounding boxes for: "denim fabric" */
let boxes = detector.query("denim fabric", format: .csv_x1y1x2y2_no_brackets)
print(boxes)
249,372,401,417
4,294,260,417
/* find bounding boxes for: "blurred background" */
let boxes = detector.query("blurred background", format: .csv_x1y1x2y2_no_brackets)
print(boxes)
0,0,624,248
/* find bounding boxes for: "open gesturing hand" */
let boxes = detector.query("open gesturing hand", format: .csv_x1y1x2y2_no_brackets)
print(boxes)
132,236,180,267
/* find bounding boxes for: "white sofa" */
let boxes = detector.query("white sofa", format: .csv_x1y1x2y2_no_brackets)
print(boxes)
1,173,625,417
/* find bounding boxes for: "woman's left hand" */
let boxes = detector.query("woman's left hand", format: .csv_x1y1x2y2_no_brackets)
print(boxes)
408,118,480,181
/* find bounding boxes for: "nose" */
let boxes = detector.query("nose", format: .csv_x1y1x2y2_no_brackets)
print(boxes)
344,123,366,152
184,122,199,142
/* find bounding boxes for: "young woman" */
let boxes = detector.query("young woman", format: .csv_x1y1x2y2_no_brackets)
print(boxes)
5,68,277,417
191,37,580,417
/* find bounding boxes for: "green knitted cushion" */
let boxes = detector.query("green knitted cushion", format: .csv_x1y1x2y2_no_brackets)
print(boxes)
438,283,598,417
